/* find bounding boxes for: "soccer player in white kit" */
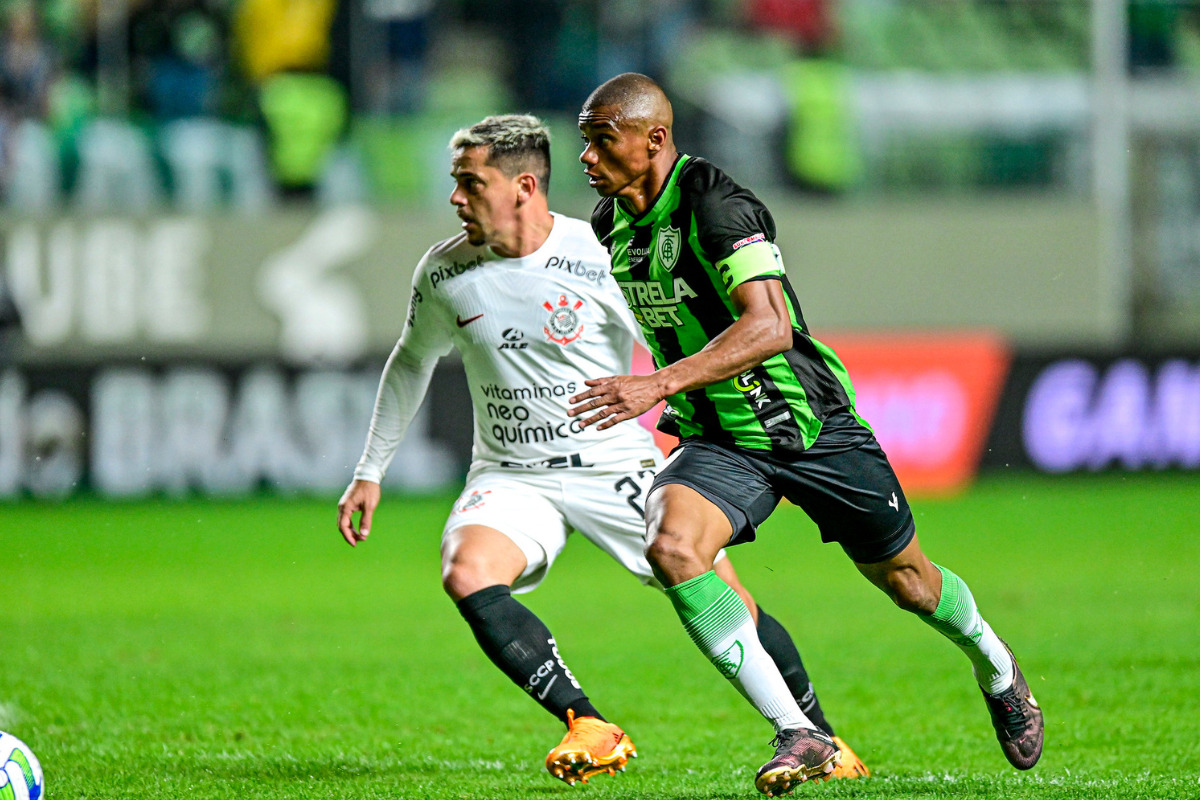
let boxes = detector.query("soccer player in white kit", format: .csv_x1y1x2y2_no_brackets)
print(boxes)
336,115,867,787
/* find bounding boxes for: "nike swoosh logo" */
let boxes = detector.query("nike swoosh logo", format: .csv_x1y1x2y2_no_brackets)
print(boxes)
537,674,558,700
456,313,484,328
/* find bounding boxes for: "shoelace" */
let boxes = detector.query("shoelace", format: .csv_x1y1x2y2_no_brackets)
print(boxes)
769,728,829,753
988,687,1031,736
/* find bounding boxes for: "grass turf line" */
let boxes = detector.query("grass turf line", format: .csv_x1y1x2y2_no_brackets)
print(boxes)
3,473,1198,798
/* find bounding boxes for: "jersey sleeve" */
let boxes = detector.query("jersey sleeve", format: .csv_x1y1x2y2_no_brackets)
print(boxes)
684,159,783,290
352,251,451,483
396,250,453,360
714,241,784,292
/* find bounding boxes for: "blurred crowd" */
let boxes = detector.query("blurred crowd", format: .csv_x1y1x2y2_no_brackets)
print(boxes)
0,0,1197,211
0,0,863,210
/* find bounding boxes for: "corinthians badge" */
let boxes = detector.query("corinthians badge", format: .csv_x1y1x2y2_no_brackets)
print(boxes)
543,294,585,345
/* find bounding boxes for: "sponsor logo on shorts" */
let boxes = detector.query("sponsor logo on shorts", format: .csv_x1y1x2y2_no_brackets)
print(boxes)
455,489,491,513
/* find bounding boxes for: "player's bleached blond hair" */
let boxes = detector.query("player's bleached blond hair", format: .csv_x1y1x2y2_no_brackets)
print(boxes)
450,114,552,194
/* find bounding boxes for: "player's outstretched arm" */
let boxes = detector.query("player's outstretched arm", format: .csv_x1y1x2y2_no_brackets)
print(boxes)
337,479,382,546
569,279,792,430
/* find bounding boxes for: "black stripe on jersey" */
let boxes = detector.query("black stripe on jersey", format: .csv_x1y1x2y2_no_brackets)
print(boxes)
741,365,806,449
680,247,807,449
626,224,655,281
778,276,851,419
712,273,805,449
590,198,617,251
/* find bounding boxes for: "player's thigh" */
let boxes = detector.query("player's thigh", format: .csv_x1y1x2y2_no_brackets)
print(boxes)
562,466,658,587
442,472,569,595
648,439,781,550
440,525,530,600
775,439,916,564
561,466,733,591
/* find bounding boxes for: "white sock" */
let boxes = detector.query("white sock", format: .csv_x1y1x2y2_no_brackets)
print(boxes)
923,564,1015,694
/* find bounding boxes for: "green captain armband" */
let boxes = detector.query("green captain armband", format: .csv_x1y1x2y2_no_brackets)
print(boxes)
715,240,783,291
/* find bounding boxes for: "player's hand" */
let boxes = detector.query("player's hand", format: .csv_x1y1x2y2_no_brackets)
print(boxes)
337,479,382,547
569,374,664,430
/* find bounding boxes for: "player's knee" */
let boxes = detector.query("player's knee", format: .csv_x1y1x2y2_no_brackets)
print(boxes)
441,556,494,602
882,567,939,614
645,527,705,582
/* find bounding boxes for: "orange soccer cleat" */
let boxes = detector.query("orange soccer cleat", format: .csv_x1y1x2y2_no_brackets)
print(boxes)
830,736,870,779
545,708,637,786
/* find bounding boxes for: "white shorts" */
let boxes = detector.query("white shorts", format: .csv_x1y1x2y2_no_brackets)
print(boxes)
443,464,726,594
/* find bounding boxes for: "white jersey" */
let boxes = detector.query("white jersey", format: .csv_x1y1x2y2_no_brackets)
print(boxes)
355,213,658,481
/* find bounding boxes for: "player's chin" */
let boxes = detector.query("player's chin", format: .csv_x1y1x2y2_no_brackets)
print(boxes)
586,174,615,195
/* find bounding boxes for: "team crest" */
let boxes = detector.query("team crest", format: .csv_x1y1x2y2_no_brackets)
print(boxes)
456,489,492,513
713,640,744,679
543,294,585,345
657,225,681,272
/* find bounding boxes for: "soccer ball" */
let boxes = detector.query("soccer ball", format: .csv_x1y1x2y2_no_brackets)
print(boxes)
0,731,42,800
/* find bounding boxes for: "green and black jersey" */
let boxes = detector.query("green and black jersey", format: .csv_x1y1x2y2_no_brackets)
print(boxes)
591,154,863,454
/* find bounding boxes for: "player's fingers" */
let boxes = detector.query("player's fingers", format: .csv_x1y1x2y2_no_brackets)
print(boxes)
569,386,602,404
337,506,359,546
597,409,634,430
569,394,613,415
358,506,374,541
578,410,608,428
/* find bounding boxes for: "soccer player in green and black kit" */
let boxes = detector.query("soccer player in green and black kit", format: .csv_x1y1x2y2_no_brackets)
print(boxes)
570,73,1044,796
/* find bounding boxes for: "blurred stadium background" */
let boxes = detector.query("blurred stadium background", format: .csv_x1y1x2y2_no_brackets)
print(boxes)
3,3,1199,797
1,0,1198,498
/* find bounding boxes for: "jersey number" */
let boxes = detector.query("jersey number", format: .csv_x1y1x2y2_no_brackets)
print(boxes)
613,470,654,519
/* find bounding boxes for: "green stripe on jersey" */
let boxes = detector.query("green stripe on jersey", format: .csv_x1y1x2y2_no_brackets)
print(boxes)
599,154,857,452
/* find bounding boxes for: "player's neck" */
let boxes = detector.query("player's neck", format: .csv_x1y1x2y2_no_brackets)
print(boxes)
620,148,678,216
489,207,555,260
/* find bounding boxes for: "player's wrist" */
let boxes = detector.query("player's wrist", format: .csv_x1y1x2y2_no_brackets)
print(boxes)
653,367,684,399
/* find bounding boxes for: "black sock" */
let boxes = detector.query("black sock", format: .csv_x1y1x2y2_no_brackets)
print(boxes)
456,585,604,724
756,607,835,737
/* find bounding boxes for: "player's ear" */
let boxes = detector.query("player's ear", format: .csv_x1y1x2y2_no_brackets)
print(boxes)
515,173,538,204
647,125,668,154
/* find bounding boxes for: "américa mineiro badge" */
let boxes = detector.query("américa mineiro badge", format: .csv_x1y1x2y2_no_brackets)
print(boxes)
543,294,585,345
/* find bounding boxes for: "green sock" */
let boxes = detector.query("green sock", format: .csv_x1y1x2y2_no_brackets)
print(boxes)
666,571,810,731
921,564,1013,694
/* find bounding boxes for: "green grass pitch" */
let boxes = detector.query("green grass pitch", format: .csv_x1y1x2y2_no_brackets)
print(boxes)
4,474,1199,799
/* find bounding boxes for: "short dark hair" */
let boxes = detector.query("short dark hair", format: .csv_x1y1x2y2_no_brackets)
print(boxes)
582,73,668,126
450,114,552,194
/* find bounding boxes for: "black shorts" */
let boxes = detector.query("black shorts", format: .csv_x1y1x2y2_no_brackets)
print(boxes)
651,413,916,564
